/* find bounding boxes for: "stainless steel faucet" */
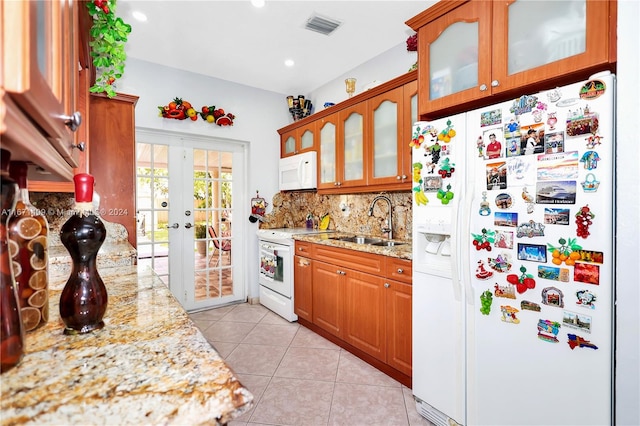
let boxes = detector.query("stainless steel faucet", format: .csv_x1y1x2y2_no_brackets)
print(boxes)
368,195,393,240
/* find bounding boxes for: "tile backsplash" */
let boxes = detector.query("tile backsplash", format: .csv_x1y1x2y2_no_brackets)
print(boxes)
260,191,412,241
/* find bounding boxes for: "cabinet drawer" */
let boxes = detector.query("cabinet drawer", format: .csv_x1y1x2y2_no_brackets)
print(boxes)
385,258,412,284
295,241,313,256
312,244,383,275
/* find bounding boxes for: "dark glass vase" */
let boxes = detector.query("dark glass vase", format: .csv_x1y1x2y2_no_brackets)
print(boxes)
0,149,25,373
59,174,108,335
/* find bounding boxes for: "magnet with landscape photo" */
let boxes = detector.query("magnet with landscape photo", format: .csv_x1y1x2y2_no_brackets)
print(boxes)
481,109,502,127
574,262,600,285
544,208,571,225
494,212,518,227
517,243,547,262
536,151,579,181
562,310,592,333
422,175,442,192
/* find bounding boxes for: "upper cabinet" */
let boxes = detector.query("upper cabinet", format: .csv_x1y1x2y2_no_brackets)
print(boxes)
280,71,417,194
280,121,317,157
1,0,85,182
406,0,617,120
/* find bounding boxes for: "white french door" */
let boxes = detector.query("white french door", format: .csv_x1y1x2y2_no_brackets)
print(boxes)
135,129,247,311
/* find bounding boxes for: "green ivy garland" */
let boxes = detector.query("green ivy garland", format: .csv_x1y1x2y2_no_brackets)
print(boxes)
86,0,132,98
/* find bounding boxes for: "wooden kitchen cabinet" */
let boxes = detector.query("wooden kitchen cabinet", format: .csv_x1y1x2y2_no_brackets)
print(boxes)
299,242,412,385
280,121,317,157
279,71,417,194
312,260,344,338
1,0,85,182
294,242,313,322
89,92,139,248
406,0,617,120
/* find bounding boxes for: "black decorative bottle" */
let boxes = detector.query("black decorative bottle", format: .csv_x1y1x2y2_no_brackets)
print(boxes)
59,173,107,335
0,149,25,373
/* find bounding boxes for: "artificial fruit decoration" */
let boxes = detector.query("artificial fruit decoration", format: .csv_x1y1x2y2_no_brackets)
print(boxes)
506,265,536,294
158,98,193,120
547,237,582,266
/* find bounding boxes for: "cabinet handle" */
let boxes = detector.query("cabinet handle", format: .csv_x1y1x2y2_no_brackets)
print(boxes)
336,270,346,275
479,84,488,91
384,283,390,288
397,268,404,274
63,111,82,132
401,175,407,180
396,176,401,180
491,80,500,87
72,141,86,152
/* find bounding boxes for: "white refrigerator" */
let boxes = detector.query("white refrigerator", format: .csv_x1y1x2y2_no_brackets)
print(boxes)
411,72,615,426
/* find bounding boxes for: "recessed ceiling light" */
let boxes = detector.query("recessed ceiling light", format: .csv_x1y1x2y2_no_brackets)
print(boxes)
284,59,295,67
251,0,265,8
132,10,147,22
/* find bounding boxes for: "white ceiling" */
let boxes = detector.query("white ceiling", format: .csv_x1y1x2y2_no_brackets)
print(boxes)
117,0,433,95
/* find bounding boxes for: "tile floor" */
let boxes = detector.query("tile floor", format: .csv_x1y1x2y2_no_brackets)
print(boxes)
189,303,433,426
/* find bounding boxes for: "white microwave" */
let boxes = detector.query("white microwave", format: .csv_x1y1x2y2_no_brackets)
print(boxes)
278,151,317,191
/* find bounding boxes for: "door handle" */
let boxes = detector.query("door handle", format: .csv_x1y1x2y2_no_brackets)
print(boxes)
184,223,193,229
166,223,179,229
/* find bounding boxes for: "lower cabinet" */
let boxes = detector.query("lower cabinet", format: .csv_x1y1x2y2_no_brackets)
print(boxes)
294,241,412,383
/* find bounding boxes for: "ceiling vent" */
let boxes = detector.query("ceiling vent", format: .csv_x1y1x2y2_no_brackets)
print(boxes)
304,13,342,36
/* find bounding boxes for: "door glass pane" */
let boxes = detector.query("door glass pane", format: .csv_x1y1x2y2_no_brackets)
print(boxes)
373,100,398,178
343,112,363,181
300,129,314,150
284,136,295,154
430,22,478,100
193,149,233,303
508,0,586,74
320,121,336,184
136,143,170,284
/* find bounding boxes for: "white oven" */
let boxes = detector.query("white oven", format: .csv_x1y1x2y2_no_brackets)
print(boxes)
256,228,331,322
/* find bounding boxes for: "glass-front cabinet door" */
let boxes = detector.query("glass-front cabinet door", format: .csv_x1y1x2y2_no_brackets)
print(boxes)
318,114,338,189
279,121,316,158
492,0,612,94
339,104,367,189
368,86,403,187
415,0,491,115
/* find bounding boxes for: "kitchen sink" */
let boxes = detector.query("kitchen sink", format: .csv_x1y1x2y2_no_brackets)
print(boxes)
331,236,382,245
370,241,405,247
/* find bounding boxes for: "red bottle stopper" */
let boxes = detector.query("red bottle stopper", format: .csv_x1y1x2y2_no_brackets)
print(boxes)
73,173,95,203
8,162,29,189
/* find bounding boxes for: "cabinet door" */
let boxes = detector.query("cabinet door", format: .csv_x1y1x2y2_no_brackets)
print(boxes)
280,129,297,157
298,122,316,153
368,86,404,187
318,113,338,189
416,0,492,117
338,104,367,188
294,255,313,322
492,0,614,94
385,280,412,376
3,0,80,169
344,270,386,361
402,80,419,184
312,261,344,338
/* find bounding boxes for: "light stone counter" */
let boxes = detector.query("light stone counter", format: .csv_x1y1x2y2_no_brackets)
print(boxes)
293,232,412,260
48,240,138,275
0,265,253,425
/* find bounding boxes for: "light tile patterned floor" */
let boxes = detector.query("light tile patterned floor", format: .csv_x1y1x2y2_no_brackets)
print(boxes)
189,303,433,426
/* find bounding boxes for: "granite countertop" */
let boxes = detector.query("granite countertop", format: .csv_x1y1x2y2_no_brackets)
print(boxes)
293,232,412,260
48,240,138,274
1,265,253,425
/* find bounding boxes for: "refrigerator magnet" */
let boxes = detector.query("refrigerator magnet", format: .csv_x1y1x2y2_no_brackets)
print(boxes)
488,253,513,273
487,162,508,190
495,193,513,209
573,262,600,285
585,134,604,149
541,286,565,308
537,265,570,283
475,260,494,280
576,289,597,309
567,333,598,350
543,208,571,225
520,300,541,312
499,305,520,324
479,191,491,216
537,319,561,343
581,173,600,192
516,220,546,238
494,283,516,299
579,151,601,170
495,211,518,228
562,310,592,334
